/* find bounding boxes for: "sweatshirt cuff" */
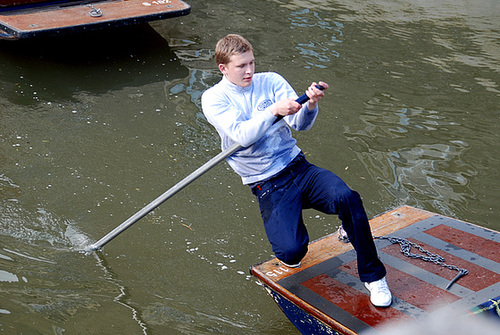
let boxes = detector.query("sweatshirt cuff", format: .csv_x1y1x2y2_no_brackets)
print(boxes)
264,107,279,124
304,104,318,114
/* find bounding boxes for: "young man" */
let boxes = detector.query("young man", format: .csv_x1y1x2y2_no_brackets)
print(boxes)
201,34,392,307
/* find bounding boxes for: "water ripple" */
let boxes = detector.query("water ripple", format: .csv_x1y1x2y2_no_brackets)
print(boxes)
345,103,477,217
289,8,343,69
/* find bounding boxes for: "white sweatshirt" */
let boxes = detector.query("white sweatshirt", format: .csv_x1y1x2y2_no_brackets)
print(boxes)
201,72,319,184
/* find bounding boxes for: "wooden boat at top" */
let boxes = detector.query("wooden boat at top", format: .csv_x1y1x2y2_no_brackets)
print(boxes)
250,206,500,334
0,0,191,40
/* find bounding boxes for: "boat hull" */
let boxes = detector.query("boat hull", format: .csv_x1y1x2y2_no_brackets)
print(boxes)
264,286,341,335
0,0,191,40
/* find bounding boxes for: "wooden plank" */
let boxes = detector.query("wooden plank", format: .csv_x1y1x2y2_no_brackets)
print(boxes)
302,274,412,326
251,206,433,283
250,206,435,334
382,238,500,292
425,225,500,263
0,0,190,38
340,260,462,310
250,206,500,334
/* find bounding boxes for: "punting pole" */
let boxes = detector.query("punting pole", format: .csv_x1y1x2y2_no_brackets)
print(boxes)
85,142,241,252
85,85,323,252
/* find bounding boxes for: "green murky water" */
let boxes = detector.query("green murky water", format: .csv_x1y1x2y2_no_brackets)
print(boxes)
1,0,498,333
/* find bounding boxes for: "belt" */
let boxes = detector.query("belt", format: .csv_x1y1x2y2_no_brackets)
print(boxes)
249,152,306,189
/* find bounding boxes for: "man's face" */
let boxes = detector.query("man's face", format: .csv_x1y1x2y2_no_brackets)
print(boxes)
219,51,255,87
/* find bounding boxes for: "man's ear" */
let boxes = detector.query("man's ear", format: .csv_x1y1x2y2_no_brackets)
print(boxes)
218,63,227,75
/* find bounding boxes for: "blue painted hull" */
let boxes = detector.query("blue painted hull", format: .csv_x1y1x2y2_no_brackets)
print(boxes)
266,283,500,335
264,286,339,335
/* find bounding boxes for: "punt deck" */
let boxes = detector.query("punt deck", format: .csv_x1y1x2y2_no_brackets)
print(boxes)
0,0,191,40
250,206,500,334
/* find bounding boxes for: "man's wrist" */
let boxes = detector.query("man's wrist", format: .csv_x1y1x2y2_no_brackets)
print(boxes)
269,106,280,117
306,101,319,112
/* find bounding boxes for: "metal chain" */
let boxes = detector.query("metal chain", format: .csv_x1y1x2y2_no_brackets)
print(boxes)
375,236,469,290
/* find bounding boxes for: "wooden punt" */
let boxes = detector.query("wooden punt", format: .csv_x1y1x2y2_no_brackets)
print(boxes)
250,205,500,334
1,0,55,6
0,0,191,40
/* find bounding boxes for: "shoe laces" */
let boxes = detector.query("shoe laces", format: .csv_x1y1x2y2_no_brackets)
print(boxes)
370,278,390,294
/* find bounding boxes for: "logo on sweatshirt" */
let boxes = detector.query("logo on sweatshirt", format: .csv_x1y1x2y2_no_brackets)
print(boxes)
257,99,273,111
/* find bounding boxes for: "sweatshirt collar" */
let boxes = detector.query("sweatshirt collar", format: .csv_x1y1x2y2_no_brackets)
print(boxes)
221,75,253,94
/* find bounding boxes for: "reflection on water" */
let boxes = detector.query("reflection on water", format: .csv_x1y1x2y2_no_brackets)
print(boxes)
0,24,188,102
0,0,499,333
289,8,343,69
345,101,478,216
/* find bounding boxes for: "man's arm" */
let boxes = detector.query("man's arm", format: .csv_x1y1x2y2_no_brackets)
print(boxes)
283,81,329,131
201,90,276,148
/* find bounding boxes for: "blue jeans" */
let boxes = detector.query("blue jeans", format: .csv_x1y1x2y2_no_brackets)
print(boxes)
250,153,386,283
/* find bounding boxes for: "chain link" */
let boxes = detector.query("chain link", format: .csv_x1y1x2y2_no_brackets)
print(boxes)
375,236,469,290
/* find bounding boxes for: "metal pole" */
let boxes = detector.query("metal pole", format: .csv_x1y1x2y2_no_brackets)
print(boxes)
85,85,322,252
85,142,242,252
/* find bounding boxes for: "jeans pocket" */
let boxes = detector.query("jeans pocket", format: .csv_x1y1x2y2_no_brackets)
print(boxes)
251,181,273,200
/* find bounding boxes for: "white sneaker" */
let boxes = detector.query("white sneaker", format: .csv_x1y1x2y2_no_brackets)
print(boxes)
364,277,392,307
280,260,301,268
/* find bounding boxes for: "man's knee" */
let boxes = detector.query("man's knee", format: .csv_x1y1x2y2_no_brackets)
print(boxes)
336,187,369,226
338,187,363,206
275,242,308,266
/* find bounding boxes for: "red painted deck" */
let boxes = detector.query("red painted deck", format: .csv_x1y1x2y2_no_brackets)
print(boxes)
250,206,500,334
0,0,191,39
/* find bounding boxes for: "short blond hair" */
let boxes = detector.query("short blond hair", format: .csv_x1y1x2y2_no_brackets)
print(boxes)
215,34,253,65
